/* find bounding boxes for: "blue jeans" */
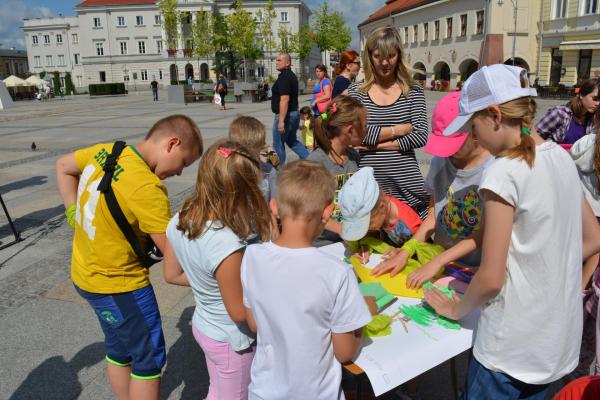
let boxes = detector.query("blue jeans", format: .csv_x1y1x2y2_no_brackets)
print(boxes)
272,111,308,165
462,357,549,400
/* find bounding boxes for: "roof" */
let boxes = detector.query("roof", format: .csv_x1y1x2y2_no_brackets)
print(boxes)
76,0,157,7
0,49,28,58
359,0,442,27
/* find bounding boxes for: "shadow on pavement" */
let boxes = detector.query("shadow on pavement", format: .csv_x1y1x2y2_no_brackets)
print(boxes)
161,306,209,399
0,176,48,195
0,204,64,238
9,342,104,400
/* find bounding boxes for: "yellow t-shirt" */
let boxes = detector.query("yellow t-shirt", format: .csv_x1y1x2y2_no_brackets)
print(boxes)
301,119,314,148
71,143,171,293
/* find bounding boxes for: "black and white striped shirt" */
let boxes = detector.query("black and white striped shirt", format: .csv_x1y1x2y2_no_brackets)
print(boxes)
348,83,429,219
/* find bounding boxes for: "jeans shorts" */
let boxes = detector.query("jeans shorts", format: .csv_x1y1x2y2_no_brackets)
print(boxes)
75,284,166,379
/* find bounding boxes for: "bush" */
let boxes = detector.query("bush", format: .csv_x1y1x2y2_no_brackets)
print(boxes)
88,83,126,96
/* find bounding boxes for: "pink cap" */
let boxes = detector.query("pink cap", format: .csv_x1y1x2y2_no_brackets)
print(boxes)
424,92,469,157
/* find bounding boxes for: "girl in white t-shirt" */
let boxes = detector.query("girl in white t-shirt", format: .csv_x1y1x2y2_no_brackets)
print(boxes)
163,141,272,400
425,65,600,399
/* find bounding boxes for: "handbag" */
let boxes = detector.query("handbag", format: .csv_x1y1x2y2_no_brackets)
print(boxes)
213,91,222,105
315,79,331,114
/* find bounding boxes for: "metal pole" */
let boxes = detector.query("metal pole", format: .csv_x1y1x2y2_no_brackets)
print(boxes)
537,0,545,83
0,193,22,251
512,0,517,65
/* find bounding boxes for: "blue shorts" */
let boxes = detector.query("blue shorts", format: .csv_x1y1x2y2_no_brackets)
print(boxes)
462,357,549,400
75,284,166,379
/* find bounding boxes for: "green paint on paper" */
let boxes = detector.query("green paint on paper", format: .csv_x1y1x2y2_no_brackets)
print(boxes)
399,283,461,330
364,314,393,337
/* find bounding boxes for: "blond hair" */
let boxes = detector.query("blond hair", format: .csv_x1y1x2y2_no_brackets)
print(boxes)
313,95,366,156
276,160,336,220
359,26,417,97
177,140,271,241
228,116,266,156
146,114,203,154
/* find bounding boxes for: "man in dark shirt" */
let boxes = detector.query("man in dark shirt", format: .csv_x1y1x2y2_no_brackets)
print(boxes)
271,53,308,165
150,78,159,101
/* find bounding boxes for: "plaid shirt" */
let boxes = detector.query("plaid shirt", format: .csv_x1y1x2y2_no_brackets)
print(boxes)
536,104,597,143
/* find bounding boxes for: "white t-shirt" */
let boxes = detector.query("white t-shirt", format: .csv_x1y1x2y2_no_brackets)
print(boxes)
166,214,254,351
241,242,372,400
475,141,583,384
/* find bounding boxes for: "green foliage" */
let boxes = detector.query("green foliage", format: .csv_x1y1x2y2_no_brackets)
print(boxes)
158,0,178,50
64,72,76,95
226,0,260,59
88,83,126,96
257,0,276,57
191,10,214,60
311,1,352,53
39,71,46,79
297,24,313,61
52,71,61,93
277,25,298,53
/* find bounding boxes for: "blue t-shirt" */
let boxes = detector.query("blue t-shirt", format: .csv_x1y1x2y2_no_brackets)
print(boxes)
311,78,332,115
166,214,253,351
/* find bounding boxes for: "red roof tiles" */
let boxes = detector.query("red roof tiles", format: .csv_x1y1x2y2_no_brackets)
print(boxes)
359,0,441,27
77,0,157,7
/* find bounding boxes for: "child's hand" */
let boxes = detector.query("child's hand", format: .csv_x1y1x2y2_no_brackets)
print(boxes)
370,249,409,277
424,287,460,320
352,245,370,264
406,260,442,289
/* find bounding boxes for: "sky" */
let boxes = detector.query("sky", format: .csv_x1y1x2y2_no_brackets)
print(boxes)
0,0,380,50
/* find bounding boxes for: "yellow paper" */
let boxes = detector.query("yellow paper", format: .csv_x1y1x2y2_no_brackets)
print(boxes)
351,256,423,299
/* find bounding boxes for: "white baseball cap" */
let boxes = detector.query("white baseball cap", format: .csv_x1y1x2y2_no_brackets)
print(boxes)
443,64,537,136
338,167,380,241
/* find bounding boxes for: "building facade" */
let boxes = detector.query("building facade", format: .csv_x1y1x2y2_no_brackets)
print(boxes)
359,0,542,90
22,0,317,91
537,0,600,86
0,48,30,80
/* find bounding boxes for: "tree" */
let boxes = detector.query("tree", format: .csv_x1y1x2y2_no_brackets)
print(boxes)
64,72,76,95
297,24,313,62
39,71,46,79
311,1,352,62
52,71,61,94
212,10,234,78
226,0,260,81
277,25,298,54
256,0,276,74
191,10,214,80
158,0,178,52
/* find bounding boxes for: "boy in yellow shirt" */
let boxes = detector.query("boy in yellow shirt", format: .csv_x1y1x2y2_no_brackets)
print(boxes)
56,114,202,400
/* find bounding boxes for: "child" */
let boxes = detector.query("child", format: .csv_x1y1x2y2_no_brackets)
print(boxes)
425,64,600,398
164,140,272,400
307,96,367,244
241,160,372,399
338,167,422,261
370,92,494,287
55,115,203,400
299,106,315,150
229,115,277,203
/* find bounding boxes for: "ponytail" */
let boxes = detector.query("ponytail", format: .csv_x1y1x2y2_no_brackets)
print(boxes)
495,96,537,168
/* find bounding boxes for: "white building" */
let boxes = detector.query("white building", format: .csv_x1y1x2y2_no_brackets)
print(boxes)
22,0,317,92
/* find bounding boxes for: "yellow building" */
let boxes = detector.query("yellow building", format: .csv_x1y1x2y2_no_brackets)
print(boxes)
538,0,600,86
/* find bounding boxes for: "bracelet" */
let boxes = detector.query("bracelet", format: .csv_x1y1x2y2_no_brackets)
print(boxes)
391,125,397,138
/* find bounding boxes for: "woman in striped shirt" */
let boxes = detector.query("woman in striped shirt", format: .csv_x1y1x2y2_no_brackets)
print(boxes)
348,26,429,219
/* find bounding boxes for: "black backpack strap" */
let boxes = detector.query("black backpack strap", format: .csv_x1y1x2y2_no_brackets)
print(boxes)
98,141,155,268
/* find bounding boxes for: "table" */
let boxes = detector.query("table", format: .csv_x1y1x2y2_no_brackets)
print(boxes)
320,243,479,398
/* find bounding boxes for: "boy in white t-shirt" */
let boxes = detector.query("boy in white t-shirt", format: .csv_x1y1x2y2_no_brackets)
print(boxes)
241,160,372,400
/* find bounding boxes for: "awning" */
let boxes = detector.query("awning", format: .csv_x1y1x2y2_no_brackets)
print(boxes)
559,40,600,51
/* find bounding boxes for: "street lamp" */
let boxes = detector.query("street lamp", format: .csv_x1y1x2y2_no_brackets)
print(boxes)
498,0,518,65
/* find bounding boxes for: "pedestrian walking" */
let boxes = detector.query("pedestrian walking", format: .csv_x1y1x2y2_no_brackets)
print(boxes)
150,78,159,101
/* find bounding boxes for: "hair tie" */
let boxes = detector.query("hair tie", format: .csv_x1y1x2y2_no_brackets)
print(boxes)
217,147,233,157
521,127,531,135
321,113,328,120
575,87,581,94
331,102,337,113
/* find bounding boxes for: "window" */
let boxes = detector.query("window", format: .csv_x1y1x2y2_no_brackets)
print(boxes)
74,53,80,65
138,41,146,54
578,50,593,79
446,17,453,38
136,16,144,26
141,69,148,81
280,11,288,22
120,41,128,55
159,69,163,80
434,20,440,40
424,22,429,41
34,56,41,67
58,55,65,66
93,17,101,27
45,55,53,66
96,42,104,56
156,40,163,53
154,14,161,25
60,77,65,88
72,33,79,43
76,75,82,87
553,0,567,18
582,0,598,14
44,35,50,44
413,25,418,43
32,35,38,45
56,34,63,43
404,27,409,44
117,16,125,26
99,71,106,82
476,11,485,34
460,14,467,36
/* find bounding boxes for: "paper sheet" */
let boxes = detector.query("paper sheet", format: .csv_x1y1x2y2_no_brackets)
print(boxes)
351,254,424,299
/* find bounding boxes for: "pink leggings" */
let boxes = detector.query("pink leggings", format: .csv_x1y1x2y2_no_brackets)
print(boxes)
192,325,255,400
